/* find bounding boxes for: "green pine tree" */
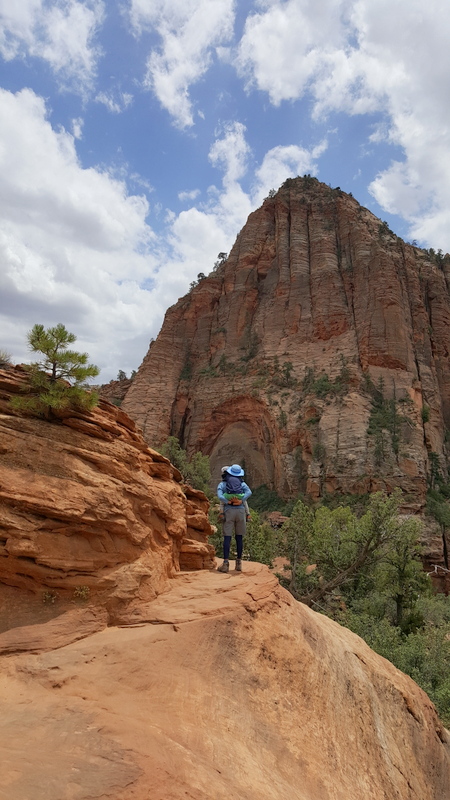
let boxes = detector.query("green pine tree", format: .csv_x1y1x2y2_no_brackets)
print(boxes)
11,323,99,417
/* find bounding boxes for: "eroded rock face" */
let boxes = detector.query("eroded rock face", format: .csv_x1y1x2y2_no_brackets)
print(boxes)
99,376,133,406
0,565,449,799
0,367,214,622
123,178,450,517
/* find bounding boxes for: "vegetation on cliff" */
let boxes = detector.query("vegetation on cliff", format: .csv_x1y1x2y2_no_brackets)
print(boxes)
11,323,99,417
274,490,450,726
207,461,450,726
160,436,211,496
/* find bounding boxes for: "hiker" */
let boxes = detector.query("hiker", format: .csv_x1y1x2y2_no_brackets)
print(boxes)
216,464,252,573
218,466,251,522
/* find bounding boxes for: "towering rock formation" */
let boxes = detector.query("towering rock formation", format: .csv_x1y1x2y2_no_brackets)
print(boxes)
123,178,450,515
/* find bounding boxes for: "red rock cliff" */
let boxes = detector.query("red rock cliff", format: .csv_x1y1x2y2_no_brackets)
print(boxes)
0,366,214,626
123,178,450,517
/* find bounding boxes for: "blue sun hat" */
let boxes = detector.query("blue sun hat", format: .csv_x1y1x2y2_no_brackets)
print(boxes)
227,464,244,477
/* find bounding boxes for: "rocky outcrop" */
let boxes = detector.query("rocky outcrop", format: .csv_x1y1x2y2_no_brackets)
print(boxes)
0,367,214,624
99,376,133,406
1,564,449,799
123,178,450,519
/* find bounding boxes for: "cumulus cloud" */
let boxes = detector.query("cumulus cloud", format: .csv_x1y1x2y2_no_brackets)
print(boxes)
209,121,250,184
253,140,328,204
0,87,316,380
237,0,347,105
153,123,253,304
129,0,235,127
235,0,450,249
0,0,105,92
0,87,158,378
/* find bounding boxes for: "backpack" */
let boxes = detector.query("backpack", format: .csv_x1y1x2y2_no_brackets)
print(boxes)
225,474,244,495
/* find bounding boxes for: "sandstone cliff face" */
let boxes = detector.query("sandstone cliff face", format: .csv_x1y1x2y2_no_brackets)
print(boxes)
0,367,214,625
1,564,449,799
123,179,450,517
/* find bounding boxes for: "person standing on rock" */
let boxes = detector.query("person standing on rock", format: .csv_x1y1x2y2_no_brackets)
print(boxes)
216,464,252,573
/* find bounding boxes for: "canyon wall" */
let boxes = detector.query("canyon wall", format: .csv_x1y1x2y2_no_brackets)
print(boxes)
123,178,450,516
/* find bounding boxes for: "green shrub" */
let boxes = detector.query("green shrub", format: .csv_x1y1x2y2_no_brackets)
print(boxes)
73,585,90,601
180,359,193,380
421,404,430,423
278,410,287,428
311,374,334,398
0,349,12,367
248,485,290,514
159,436,211,496
312,443,326,461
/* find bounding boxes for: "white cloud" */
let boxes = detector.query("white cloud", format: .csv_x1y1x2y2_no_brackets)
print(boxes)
178,189,200,201
237,0,347,105
0,87,158,378
253,140,328,204
129,0,235,128
234,0,450,249
0,0,104,91
95,90,133,113
72,117,84,139
209,121,250,184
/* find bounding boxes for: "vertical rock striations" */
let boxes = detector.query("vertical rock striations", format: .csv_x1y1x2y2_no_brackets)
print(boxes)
123,178,450,519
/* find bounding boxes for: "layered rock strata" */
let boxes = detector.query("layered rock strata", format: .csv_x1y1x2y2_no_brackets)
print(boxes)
0,366,214,623
124,179,450,514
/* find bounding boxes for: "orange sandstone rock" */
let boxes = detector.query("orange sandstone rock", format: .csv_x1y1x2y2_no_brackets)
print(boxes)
0,367,215,624
0,564,448,799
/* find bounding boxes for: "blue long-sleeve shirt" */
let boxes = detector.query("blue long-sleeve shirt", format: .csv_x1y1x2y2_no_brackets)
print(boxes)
217,480,252,504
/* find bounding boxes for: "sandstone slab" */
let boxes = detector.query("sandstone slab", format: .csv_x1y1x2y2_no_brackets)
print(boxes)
0,564,448,800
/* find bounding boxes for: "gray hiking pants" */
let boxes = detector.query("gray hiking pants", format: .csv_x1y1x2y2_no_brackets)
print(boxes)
223,505,246,537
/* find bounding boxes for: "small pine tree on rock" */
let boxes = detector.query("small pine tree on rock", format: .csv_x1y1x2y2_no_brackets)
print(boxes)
11,323,99,417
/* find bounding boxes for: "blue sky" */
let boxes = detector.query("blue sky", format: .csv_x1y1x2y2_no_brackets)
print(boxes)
1,0,450,381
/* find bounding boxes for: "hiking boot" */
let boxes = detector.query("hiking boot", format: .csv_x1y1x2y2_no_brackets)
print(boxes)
217,560,229,573
235,558,242,572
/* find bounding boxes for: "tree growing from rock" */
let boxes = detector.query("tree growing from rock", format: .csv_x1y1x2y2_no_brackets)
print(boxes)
11,323,99,417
